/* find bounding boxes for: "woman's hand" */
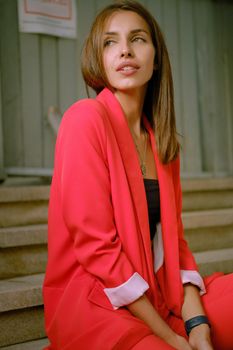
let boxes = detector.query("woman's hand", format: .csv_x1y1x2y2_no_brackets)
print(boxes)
166,333,192,350
188,324,214,350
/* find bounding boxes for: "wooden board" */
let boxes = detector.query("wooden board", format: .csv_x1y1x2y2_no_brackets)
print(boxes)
0,0,232,177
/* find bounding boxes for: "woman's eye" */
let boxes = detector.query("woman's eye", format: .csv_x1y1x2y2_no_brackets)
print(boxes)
132,36,146,43
104,39,115,47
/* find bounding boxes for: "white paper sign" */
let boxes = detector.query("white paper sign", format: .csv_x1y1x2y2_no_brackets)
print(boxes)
18,0,77,39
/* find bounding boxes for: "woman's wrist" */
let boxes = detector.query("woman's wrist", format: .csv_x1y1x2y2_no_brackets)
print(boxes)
181,283,206,321
185,315,211,336
188,323,213,350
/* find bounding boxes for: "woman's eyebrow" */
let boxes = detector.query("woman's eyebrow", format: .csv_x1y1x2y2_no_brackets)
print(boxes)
130,29,149,35
104,31,118,36
103,29,149,36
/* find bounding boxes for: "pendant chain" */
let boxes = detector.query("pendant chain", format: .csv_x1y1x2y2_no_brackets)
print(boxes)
130,128,148,177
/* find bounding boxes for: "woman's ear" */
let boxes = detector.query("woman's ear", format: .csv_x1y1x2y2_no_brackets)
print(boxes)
154,63,158,71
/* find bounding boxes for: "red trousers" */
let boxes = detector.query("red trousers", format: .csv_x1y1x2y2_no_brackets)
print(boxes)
44,273,233,349
132,273,233,350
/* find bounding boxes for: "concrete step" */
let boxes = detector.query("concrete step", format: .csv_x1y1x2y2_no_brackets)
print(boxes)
0,255,232,348
0,178,231,348
183,208,233,252
0,185,49,203
0,338,49,350
0,225,47,279
0,206,232,278
0,274,44,313
182,177,233,211
0,306,45,347
0,274,45,347
0,245,47,279
0,177,232,228
0,224,47,248
1,176,51,187
0,186,49,228
195,247,233,276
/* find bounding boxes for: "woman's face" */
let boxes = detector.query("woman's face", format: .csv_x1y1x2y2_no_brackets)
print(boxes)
102,10,155,93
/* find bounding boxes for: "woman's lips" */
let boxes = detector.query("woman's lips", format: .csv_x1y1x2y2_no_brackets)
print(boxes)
119,66,137,71
116,61,139,71
116,62,139,76
117,67,138,76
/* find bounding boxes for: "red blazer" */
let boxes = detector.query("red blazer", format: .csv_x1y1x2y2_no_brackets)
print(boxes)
43,88,200,349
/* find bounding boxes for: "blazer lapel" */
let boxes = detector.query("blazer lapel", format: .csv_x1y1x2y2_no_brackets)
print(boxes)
144,117,179,255
144,117,181,306
97,89,154,279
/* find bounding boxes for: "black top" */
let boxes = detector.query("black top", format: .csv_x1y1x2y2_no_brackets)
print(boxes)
143,178,160,241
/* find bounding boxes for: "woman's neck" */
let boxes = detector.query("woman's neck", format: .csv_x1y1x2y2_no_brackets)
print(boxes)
114,88,146,136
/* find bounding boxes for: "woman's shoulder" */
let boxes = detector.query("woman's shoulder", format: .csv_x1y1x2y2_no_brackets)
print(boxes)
63,98,107,128
57,97,109,144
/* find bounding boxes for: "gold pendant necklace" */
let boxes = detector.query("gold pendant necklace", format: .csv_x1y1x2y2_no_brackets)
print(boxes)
130,128,148,177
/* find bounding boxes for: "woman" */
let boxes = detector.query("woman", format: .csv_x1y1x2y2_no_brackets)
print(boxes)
43,1,233,349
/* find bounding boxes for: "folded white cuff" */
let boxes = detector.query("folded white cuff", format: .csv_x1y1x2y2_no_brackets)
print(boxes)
103,272,149,310
180,270,206,295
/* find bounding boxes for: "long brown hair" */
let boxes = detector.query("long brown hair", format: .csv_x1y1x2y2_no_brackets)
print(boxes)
81,0,180,164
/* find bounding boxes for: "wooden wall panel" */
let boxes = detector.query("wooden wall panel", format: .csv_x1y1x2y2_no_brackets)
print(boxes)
0,0,232,177
162,0,184,171
0,0,24,167
146,0,163,26
41,36,58,168
58,39,78,112
221,2,233,174
95,0,111,11
178,0,202,174
193,0,217,174
19,33,43,167
0,70,5,180
213,2,231,174
76,0,96,99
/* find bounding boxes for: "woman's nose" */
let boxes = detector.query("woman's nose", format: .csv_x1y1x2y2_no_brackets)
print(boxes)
121,49,132,58
120,41,133,58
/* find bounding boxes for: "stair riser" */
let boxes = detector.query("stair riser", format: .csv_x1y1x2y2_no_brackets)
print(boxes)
183,191,233,211
197,259,233,276
0,264,232,347
0,338,49,349
0,225,47,248
0,202,48,228
0,306,45,347
0,179,232,349
0,246,47,279
0,193,232,227
1,227,232,278
185,225,233,252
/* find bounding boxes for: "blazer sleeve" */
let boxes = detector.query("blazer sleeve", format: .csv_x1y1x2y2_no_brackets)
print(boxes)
55,100,149,308
171,156,206,294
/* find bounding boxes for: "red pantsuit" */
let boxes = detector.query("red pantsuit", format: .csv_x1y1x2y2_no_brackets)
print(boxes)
43,88,233,349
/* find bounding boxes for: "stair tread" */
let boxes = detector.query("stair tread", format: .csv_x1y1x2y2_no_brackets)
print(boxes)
0,224,47,248
0,186,50,203
182,208,233,228
181,177,233,191
0,209,232,248
0,177,232,203
194,247,233,264
0,274,44,312
0,338,49,350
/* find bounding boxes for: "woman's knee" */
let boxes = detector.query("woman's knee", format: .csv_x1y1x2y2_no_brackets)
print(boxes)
202,273,233,350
